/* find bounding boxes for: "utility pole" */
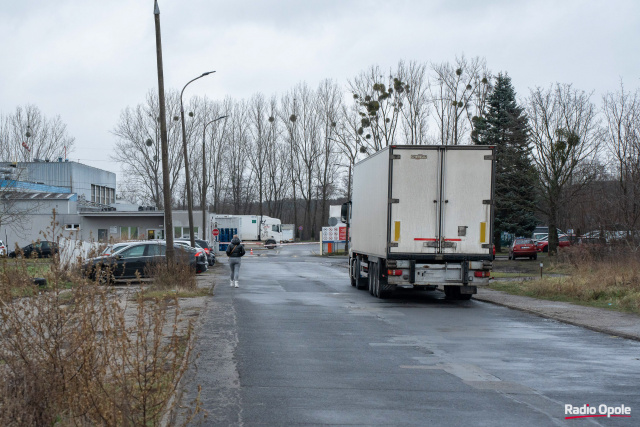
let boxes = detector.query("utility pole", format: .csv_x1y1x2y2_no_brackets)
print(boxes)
154,0,174,263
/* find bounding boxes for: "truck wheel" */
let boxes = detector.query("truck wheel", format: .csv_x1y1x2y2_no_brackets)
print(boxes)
355,257,367,290
349,258,356,287
372,263,380,298
368,262,375,295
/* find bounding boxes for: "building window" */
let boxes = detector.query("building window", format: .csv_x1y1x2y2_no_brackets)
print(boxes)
173,226,199,239
65,224,80,231
120,226,139,240
90,184,115,205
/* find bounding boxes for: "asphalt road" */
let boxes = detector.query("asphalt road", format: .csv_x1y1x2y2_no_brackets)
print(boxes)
183,243,640,426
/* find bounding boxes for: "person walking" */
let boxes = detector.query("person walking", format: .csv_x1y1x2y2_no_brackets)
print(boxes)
226,234,246,288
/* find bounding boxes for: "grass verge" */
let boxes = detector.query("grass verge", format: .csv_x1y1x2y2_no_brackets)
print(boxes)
489,245,640,315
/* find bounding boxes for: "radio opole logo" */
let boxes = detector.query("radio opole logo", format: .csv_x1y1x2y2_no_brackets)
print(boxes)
565,404,631,420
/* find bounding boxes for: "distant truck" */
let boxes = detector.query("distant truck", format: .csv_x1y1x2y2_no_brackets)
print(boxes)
281,224,295,243
213,214,282,242
344,145,495,299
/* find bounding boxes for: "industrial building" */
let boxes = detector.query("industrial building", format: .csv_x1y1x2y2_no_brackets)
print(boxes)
0,160,216,250
0,161,171,248
0,160,116,205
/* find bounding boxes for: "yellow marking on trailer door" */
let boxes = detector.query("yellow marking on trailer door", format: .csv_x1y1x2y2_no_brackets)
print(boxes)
480,222,487,243
394,221,401,242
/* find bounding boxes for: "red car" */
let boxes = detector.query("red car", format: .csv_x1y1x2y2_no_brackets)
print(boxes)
536,235,571,252
509,238,537,260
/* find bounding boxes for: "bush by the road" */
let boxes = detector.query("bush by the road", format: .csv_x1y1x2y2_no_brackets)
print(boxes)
0,253,200,425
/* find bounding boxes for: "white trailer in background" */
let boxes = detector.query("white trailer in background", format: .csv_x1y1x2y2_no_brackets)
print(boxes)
345,145,495,299
213,214,282,242
281,224,295,243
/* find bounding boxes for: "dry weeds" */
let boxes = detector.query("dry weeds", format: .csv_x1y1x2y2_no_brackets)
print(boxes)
0,215,203,426
492,244,640,313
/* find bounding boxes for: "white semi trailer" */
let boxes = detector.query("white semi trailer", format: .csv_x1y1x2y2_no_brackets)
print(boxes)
344,145,495,299
214,214,283,242
281,224,295,243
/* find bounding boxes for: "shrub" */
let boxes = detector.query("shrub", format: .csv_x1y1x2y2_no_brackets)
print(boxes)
0,267,199,425
146,258,197,291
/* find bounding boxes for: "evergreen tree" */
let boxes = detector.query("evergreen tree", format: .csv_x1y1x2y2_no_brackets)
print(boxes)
473,73,538,250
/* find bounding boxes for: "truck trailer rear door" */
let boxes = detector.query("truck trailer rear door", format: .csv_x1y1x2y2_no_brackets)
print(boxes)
388,147,440,254
439,147,493,255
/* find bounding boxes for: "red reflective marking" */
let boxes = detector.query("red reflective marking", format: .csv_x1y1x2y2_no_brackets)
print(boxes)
565,415,631,420
414,238,461,241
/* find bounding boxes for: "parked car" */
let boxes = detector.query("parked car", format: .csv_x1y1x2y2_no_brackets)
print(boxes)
532,226,565,241
264,238,277,249
176,238,215,266
509,238,538,260
100,242,132,257
9,241,59,258
83,241,207,282
536,235,571,252
0,240,6,256
169,242,208,273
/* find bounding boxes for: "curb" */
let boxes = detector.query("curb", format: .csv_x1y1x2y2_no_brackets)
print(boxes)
473,289,640,342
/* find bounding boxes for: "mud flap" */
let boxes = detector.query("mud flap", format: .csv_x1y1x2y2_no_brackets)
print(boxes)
459,286,477,295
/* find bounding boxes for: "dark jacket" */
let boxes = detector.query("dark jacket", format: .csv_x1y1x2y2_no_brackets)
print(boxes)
226,238,246,258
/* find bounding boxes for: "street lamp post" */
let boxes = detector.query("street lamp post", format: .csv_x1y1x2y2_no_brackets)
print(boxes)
179,71,215,247
201,115,228,241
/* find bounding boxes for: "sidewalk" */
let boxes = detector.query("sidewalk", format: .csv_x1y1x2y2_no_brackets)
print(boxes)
474,287,640,342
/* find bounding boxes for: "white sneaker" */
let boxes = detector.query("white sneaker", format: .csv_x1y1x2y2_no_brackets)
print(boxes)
230,280,234,287
234,281,239,288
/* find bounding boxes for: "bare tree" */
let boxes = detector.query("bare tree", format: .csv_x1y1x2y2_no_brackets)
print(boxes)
281,91,303,237
111,90,186,207
348,65,407,152
246,94,271,238
291,83,322,239
527,83,602,253
203,97,233,213
602,81,640,239
316,79,342,230
264,96,287,218
333,104,368,200
396,60,431,145
430,55,491,145
225,101,251,214
0,105,75,162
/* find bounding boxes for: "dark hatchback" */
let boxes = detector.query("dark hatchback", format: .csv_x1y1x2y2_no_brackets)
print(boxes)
176,238,216,266
9,241,59,258
83,241,207,282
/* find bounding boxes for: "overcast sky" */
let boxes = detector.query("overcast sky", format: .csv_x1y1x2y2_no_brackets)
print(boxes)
1,0,638,177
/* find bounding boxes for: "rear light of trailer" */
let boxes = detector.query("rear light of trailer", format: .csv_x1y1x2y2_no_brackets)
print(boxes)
388,269,403,276
474,271,491,278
